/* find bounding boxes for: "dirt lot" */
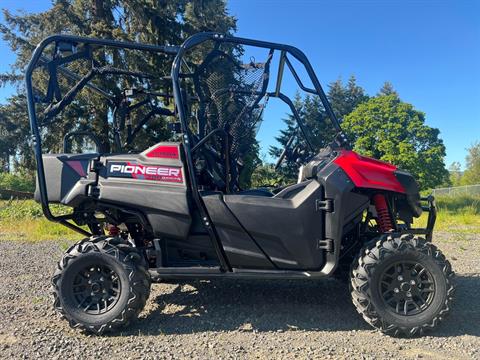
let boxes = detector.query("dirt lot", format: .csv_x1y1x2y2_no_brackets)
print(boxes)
0,232,478,359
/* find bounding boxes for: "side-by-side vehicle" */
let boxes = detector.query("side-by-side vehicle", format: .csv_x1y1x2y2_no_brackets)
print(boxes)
26,33,454,337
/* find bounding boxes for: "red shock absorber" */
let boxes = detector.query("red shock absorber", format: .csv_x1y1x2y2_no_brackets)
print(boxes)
107,224,120,237
373,194,393,233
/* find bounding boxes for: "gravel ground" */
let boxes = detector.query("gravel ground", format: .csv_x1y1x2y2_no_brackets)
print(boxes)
0,232,479,359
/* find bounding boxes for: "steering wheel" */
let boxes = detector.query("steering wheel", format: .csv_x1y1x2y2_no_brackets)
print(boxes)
197,145,227,189
275,133,297,170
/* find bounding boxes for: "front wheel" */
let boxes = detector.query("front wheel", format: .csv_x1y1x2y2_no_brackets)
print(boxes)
51,236,151,334
350,234,455,337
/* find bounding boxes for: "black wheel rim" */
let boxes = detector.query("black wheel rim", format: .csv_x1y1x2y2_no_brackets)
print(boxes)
71,264,121,315
379,261,435,316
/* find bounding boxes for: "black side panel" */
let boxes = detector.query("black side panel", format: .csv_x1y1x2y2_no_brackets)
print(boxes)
164,235,220,267
202,193,275,269
224,180,325,270
316,162,370,274
34,153,98,205
395,169,422,218
97,180,191,239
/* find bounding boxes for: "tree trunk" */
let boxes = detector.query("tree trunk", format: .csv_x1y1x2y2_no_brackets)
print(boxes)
92,0,105,19
0,154,10,173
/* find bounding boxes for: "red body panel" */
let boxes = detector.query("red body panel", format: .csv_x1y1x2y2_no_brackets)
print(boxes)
65,160,87,177
145,144,180,159
333,150,405,193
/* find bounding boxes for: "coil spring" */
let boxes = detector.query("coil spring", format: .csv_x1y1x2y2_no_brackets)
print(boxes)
373,194,393,232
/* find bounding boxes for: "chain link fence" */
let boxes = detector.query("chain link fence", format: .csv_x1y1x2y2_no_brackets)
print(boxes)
432,184,480,196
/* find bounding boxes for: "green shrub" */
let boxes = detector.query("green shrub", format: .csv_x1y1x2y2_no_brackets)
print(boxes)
0,172,35,192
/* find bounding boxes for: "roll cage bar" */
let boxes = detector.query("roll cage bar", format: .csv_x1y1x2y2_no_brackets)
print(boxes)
26,34,179,235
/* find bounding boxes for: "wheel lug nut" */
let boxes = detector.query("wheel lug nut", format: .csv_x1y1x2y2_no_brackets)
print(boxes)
394,288,400,293
397,275,404,281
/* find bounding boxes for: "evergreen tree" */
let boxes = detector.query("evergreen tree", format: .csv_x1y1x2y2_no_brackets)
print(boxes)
378,81,398,97
269,93,306,181
330,76,368,119
345,76,369,115
328,79,347,119
0,0,236,171
0,95,35,173
269,76,368,182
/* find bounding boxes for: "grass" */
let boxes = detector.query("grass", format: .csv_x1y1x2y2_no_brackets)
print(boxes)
435,194,480,214
414,211,480,233
0,199,83,242
0,218,84,242
414,194,480,234
1,195,479,242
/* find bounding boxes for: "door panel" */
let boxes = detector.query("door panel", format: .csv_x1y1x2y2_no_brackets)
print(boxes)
202,192,275,269
224,180,325,270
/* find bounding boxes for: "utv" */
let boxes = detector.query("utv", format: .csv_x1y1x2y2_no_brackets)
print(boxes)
26,33,454,337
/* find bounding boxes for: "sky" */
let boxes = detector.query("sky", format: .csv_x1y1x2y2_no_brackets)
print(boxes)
0,0,479,168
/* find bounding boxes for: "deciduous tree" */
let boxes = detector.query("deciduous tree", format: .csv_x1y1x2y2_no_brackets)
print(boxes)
461,142,480,185
342,94,449,189
448,161,462,186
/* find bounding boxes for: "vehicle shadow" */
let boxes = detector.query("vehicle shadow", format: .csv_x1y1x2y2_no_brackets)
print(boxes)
430,273,480,338
119,274,480,337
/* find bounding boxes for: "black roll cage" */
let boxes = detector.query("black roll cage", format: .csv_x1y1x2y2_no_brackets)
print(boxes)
26,34,179,235
171,32,345,271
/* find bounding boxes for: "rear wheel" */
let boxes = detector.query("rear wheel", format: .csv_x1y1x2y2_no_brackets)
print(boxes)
350,233,455,337
51,236,151,334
